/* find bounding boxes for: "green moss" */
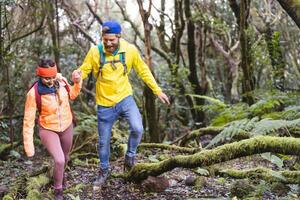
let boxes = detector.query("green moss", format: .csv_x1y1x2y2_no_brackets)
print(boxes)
218,167,300,184
65,183,85,193
26,174,50,191
230,179,255,198
2,196,14,200
194,176,207,190
126,136,300,182
26,189,41,200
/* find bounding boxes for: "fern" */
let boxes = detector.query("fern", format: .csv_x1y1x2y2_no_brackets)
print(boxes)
248,98,284,117
206,117,259,148
250,118,300,136
262,106,300,120
280,106,300,120
210,103,249,126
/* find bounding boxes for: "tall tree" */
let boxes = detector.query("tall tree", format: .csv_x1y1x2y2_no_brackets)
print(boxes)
239,0,255,105
184,0,206,126
137,0,160,142
0,1,45,146
44,0,60,70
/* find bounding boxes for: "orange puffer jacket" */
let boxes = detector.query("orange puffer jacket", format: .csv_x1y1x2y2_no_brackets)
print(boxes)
23,77,82,157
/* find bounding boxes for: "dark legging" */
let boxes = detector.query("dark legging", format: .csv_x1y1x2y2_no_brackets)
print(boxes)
39,124,73,189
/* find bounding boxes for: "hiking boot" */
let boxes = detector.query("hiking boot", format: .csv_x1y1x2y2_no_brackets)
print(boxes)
93,168,111,186
124,155,135,171
54,188,63,200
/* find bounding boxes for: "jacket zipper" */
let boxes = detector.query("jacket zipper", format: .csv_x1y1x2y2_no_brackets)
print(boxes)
56,93,62,131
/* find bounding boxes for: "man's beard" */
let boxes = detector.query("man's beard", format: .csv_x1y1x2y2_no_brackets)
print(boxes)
104,43,119,53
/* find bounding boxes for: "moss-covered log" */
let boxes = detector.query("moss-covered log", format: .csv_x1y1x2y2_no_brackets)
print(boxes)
179,126,224,146
216,167,300,184
125,136,300,182
138,143,200,153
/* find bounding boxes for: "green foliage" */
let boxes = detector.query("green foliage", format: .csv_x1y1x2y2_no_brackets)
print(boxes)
263,106,300,120
194,167,210,176
187,94,227,109
67,194,81,200
260,153,284,169
248,98,284,117
230,179,255,198
147,155,160,163
73,112,97,135
210,103,249,126
206,117,258,148
249,118,300,136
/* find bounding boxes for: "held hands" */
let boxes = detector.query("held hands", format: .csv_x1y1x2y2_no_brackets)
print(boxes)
72,70,82,83
55,73,63,81
157,92,170,105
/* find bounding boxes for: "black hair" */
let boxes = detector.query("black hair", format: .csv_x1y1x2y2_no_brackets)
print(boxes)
38,59,56,68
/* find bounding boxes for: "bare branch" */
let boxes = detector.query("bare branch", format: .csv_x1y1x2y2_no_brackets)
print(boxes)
72,21,96,45
85,2,103,25
5,15,46,52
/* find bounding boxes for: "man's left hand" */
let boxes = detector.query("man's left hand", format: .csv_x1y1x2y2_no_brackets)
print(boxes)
157,92,170,105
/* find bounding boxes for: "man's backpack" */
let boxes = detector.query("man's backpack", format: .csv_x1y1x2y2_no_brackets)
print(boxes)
97,43,127,79
29,79,77,126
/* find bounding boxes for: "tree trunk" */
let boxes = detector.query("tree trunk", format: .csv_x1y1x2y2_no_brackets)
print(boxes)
184,0,206,127
265,28,285,91
0,3,14,147
137,0,159,142
124,136,300,182
239,0,255,105
45,0,60,70
277,0,300,29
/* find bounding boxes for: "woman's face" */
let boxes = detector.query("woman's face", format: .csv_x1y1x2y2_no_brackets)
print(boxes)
41,76,56,87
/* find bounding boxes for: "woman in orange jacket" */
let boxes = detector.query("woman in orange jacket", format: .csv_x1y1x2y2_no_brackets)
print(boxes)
22,59,82,200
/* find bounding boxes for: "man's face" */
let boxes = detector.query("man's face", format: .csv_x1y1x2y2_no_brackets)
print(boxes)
102,34,120,53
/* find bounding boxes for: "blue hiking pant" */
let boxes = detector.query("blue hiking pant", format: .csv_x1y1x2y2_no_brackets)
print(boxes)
97,95,143,169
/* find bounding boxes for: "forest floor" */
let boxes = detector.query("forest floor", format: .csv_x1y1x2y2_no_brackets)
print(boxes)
1,146,300,200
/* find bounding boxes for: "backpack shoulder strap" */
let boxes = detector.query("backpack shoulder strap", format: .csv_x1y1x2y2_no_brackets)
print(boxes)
97,43,106,79
61,79,70,93
60,79,77,126
119,52,127,75
31,81,41,112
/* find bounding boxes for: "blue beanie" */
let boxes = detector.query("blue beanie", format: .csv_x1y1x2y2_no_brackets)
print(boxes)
102,21,122,34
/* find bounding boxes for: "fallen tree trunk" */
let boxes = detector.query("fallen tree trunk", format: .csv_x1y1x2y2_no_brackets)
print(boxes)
125,136,300,182
138,143,201,153
215,167,300,184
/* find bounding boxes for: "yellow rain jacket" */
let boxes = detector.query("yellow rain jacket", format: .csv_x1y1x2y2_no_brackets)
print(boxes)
78,38,162,106
22,77,82,157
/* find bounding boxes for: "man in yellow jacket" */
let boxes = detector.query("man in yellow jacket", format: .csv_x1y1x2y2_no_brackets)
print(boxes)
73,20,169,185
